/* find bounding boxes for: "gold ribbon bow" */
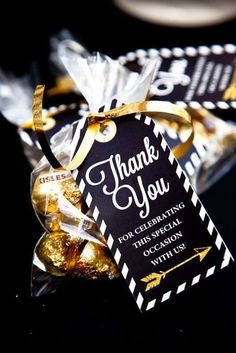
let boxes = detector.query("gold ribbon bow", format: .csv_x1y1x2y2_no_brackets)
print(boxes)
33,85,194,171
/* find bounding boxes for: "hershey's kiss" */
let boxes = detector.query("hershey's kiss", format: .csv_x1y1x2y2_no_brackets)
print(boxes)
32,170,82,215
36,230,85,277
36,231,120,279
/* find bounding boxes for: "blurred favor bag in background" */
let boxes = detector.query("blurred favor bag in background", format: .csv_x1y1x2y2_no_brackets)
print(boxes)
119,44,236,193
0,31,90,167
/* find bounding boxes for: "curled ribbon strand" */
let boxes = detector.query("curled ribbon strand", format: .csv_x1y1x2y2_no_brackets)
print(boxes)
33,85,194,171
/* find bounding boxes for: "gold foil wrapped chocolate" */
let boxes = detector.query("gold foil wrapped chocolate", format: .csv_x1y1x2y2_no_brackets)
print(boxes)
36,230,84,276
71,241,119,279
32,170,82,215
36,231,119,279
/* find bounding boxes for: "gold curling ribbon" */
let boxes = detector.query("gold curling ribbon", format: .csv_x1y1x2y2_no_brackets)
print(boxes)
33,85,194,171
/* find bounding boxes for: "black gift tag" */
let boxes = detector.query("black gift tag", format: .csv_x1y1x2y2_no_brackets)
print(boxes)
74,112,233,312
122,44,236,109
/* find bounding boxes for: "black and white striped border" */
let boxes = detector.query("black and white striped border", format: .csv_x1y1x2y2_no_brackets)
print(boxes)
134,114,233,310
118,44,236,110
72,100,234,312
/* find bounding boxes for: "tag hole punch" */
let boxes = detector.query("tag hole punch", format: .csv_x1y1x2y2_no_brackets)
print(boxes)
42,117,56,131
96,120,117,143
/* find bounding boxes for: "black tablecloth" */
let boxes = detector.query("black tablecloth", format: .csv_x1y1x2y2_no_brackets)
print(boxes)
2,1,236,350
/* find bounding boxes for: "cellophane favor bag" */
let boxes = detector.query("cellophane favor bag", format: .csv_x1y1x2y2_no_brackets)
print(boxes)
31,52,159,295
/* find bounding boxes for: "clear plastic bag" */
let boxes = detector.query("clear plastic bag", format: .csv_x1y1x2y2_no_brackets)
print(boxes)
31,147,120,295
31,52,158,295
47,29,89,97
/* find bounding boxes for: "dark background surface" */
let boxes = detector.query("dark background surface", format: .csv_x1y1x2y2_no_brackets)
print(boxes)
1,0,236,350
